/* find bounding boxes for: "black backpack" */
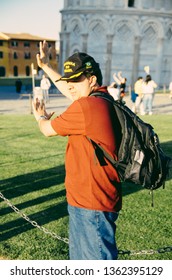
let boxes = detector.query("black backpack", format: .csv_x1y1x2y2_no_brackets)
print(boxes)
88,92,171,193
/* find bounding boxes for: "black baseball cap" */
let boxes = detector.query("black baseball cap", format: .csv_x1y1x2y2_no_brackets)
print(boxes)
57,52,101,82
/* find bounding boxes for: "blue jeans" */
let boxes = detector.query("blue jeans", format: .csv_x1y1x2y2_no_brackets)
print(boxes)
143,94,153,113
68,204,119,260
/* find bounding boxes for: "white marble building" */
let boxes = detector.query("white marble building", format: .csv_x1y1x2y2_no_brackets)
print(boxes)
59,0,172,87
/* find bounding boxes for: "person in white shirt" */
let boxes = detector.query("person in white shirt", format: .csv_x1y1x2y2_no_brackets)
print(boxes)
142,75,157,115
40,74,51,103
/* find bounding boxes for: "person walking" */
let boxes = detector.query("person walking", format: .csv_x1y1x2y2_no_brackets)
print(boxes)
40,74,51,103
32,41,122,260
142,74,157,115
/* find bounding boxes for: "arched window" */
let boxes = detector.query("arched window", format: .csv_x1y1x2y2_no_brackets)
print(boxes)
25,66,30,76
24,41,30,47
11,41,18,47
13,52,18,59
13,66,18,76
128,0,135,7
24,52,31,59
0,66,6,77
73,48,80,53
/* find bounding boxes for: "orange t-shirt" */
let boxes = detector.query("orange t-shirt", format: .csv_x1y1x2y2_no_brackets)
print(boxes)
51,92,122,212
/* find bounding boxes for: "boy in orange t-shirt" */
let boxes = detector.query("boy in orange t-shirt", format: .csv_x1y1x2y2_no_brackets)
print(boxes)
33,41,122,260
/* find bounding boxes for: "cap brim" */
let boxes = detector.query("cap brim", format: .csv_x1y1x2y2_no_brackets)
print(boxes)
56,71,84,82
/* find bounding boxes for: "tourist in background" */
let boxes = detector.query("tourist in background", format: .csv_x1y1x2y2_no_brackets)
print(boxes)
132,76,144,114
40,74,51,103
15,79,22,93
113,71,127,103
142,75,157,115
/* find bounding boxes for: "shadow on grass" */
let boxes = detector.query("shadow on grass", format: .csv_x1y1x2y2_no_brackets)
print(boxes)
0,165,67,241
0,165,65,197
161,140,172,153
0,201,68,242
0,139,171,242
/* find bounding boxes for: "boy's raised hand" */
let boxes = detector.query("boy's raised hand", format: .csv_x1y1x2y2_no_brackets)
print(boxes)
36,40,50,69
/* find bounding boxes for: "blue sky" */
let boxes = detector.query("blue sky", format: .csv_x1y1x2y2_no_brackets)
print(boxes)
0,0,64,41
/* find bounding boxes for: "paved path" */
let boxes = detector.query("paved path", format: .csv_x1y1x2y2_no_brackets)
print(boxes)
0,94,72,115
0,92,172,115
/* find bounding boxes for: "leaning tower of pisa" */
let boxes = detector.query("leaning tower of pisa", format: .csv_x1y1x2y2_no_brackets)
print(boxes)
59,0,172,87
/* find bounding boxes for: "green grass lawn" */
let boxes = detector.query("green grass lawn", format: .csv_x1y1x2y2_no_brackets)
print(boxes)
0,114,172,260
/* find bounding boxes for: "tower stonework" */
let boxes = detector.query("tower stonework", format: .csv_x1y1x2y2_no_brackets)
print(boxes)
60,0,172,87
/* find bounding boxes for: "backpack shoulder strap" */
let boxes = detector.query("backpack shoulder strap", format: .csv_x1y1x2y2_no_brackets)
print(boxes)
87,92,120,166
90,91,115,104
86,136,117,166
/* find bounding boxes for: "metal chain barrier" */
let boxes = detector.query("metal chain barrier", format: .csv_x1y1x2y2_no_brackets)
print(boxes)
118,247,172,256
1,192,172,256
0,192,69,244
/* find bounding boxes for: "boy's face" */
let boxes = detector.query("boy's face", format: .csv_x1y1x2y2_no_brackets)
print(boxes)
67,75,95,101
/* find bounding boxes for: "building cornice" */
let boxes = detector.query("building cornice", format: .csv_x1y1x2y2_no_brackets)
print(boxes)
0,32,56,42
61,9,172,18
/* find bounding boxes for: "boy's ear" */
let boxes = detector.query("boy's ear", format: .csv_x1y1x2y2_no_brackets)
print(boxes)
89,75,97,87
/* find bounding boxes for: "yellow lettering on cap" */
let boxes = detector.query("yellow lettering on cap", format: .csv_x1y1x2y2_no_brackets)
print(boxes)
64,61,76,67
64,69,73,73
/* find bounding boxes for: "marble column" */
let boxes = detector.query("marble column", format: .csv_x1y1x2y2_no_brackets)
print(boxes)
135,0,142,9
63,0,68,8
58,32,64,73
132,36,141,86
81,33,88,53
105,34,113,85
58,32,70,73
155,37,164,84
124,0,128,8
65,32,70,59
